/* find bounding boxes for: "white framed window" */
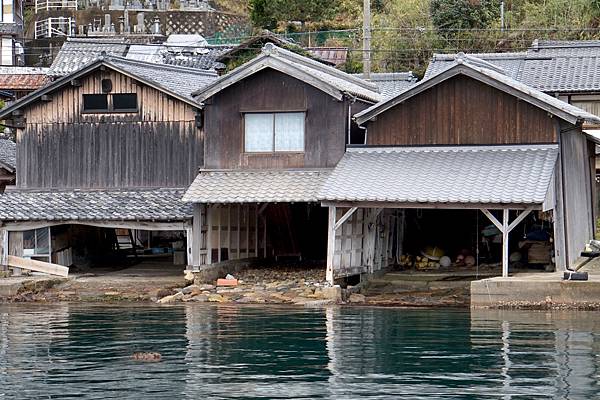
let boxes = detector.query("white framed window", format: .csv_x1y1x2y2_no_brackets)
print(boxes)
244,112,305,153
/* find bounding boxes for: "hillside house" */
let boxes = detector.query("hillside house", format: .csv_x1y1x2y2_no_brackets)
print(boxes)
321,58,599,283
182,43,380,268
0,57,217,270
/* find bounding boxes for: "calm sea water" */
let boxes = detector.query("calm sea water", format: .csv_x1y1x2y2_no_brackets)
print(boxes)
1,304,600,399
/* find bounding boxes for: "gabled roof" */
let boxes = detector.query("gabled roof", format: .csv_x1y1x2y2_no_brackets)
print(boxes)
193,43,381,103
215,31,298,63
0,188,193,222
0,139,16,172
0,57,218,120
425,40,600,93
319,145,558,207
48,38,129,76
183,169,331,203
355,58,600,126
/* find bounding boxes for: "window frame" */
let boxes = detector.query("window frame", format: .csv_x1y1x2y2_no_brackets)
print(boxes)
23,227,51,263
243,111,306,154
81,92,138,114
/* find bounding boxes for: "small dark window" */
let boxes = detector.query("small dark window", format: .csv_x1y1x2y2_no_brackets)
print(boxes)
113,93,137,111
83,94,108,112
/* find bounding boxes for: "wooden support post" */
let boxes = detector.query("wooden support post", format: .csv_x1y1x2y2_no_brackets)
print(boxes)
217,206,222,263
263,213,267,258
236,204,241,260
206,205,213,265
0,229,7,273
326,206,336,284
187,204,203,270
254,205,259,257
502,209,509,278
245,205,250,259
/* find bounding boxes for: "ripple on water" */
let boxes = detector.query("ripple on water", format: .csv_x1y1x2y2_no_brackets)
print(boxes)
1,304,600,399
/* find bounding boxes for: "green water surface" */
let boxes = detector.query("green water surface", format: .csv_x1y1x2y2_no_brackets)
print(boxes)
0,304,599,399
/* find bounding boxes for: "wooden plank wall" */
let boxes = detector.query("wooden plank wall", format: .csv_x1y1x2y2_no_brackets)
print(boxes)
203,204,263,264
366,75,558,146
18,121,201,188
332,208,402,279
204,68,347,169
17,68,202,189
559,122,595,267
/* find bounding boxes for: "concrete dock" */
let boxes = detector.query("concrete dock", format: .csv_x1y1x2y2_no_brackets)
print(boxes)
471,271,600,308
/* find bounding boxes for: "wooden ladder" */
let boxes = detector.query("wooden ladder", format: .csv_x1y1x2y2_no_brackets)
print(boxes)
112,229,139,260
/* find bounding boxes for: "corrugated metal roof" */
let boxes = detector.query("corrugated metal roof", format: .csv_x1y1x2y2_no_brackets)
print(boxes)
426,40,600,93
0,139,16,171
0,188,193,221
183,169,332,203
319,145,558,206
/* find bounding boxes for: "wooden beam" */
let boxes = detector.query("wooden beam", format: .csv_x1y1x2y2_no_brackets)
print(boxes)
334,207,358,231
206,205,213,264
508,207,533,233
1,220,188,232
7,255,69,277
258,203,268,215
481,209,503,232
321,201,539,211
191,204,202,268
326,206,336,284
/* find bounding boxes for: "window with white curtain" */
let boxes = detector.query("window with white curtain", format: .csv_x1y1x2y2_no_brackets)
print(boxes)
244,112,305,152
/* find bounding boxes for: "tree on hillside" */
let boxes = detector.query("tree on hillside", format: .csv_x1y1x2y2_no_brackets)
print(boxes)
430,0,500,34
249,0,341,30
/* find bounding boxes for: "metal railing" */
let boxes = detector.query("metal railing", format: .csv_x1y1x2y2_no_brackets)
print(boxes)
34,0,77,13
35,17,76,39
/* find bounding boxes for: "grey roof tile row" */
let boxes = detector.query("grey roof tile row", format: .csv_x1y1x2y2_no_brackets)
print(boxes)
108,57,218,102
319,145,558,205
0,139,16,171
48,38,129,76
0,188,193,221
182,169,332,203
426,40,600,93
353,72,418,99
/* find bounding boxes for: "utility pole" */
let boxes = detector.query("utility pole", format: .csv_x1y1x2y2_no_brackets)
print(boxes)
363,0,371,79
500,1,505,31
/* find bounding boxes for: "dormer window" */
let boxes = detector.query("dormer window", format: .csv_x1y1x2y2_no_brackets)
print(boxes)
82,93,138,113
244,112,305,153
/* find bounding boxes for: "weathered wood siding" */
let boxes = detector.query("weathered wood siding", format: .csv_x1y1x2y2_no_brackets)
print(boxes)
365,75,558,146
558,122,595,267
17,68,202,189
204,68,348,169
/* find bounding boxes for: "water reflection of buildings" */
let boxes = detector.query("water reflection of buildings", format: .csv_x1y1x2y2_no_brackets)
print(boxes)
471,310,600,400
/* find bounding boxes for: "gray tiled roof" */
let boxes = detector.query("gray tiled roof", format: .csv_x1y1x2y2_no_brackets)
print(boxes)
353,72,418,99
319,145,558,205
426,40,600,93
0,139,16,171
194,44,381,103
108,57,218,102
0,188,193,221
183,169,332,203
48,38,129,76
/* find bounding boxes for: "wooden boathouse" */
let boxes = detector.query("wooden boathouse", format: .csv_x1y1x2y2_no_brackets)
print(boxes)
0,57,217,271
321,57,600,283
